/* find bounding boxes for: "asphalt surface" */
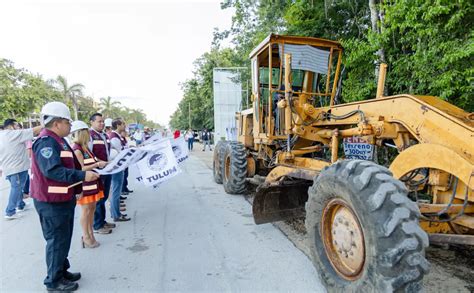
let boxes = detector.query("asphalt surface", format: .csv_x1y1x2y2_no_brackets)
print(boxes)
0,149,325,292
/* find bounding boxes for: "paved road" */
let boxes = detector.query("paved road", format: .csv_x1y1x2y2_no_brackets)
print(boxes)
0,152,325,292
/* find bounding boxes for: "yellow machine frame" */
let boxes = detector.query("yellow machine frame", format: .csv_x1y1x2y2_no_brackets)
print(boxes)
237,34,474,237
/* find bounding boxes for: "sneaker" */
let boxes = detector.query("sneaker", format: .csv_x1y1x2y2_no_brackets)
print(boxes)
104,222,116,228
120,196,127,200
125,189,134,193
113,215,131,222
121,191,129,196
46,278,79,292
4,213,22,220
93,227,112,234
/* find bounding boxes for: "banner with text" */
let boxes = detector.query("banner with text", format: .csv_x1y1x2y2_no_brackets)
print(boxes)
135,139,181,186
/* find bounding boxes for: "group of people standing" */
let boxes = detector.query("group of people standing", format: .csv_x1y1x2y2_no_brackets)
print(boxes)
183,128,212,151
0,101,137,291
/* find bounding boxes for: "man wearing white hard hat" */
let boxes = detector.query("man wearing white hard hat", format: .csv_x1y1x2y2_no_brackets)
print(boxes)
30,102,100,292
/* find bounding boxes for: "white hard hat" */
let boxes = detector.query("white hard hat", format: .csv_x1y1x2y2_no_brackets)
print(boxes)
41,101,72,124
70,120,89,133
104,118,113,128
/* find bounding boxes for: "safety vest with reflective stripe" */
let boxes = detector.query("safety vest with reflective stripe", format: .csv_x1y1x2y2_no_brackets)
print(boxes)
90,129,109,161
108,131,127,148
30,129,82,202
72,143,101,196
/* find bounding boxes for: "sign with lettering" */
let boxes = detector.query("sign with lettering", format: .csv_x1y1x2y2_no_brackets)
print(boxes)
343,137,374,160
135,139,180,186
95,148,144,175
171,136,189,164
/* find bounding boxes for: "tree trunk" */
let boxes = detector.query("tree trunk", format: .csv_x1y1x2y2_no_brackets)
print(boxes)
369,0,387,93
72,97,78,120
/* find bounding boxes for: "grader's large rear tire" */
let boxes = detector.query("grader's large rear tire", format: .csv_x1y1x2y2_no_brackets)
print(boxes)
213,141,229,184
222,142,247,194
305,160,429,293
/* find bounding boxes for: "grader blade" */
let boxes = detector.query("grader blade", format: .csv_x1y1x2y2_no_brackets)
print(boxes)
253,181,312,224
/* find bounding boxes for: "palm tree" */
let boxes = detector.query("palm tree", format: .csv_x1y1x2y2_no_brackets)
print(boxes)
55,75,84,120
130,109,146,124
99,96,121,117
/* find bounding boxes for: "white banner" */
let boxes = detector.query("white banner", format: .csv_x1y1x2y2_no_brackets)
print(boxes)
141,132,164,146
135,140,181,186
171,136,189,164
94,148,145,175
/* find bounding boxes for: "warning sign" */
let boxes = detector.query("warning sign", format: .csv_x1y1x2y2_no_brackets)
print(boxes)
343,137,374,160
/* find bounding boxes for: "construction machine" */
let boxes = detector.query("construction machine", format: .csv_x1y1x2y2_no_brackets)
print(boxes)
212,34,473,292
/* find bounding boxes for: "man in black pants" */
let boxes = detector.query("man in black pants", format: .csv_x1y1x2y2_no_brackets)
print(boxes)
31,102,100,291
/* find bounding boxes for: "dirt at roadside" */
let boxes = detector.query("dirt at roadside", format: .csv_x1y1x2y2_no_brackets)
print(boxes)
195,149,474,292
273,217,474,293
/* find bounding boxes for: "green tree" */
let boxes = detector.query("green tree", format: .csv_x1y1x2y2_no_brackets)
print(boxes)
0,59,61,122
55,75,85,120
99,96,121,117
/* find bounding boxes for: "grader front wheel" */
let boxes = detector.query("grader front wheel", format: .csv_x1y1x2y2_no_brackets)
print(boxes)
222,142,247,194
213,141,229,184
306,160,430,292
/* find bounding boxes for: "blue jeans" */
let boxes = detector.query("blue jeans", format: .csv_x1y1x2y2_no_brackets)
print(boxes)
5,170,28,216
187,137,194,150
110,171,124,219
23,174,30,194
122,168,129,192
93,174,111,230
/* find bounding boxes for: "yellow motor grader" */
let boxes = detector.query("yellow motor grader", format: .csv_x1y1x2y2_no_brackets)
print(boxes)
212,34,473,292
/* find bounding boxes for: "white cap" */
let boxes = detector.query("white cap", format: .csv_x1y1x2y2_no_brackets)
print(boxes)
70,120,89,133
104,118,113,128
41,102,72,125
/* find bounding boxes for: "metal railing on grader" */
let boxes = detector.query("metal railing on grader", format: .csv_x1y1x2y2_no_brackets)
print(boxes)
212,34,473,292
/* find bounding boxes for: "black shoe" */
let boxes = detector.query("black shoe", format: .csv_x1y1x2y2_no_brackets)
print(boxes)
120,200,125,204
46,278,79,292
120,196,127,200
64,271,81,282
125,189,134,193
121,191,129,196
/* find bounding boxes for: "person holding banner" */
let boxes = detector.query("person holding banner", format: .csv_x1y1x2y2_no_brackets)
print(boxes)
31,102,100,292
89,113,115,234
109,118,131,222
71,121,108,248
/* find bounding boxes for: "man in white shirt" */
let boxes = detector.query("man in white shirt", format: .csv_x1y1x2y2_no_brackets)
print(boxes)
133,129,144,145
0,119,42,220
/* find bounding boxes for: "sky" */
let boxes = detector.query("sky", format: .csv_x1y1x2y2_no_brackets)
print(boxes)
0,0,234,126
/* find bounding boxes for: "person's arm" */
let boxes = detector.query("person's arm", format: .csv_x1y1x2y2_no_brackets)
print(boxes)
9,128,34,144
32,125,42,136
109,137,122,159
33,138,86,183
